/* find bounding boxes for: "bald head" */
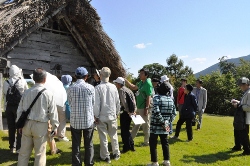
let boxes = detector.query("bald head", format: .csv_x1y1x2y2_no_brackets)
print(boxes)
33,68,47,83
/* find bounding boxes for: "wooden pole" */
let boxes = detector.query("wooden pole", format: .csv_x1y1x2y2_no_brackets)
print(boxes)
0,73,3,130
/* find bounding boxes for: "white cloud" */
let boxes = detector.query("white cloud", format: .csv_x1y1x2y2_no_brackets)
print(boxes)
191,58,207,64
134,43,152,49
179,55,189,59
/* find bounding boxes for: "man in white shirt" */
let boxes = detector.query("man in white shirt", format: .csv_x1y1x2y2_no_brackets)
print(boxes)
3,65,28,153
94,67,121,163
17,68,59,166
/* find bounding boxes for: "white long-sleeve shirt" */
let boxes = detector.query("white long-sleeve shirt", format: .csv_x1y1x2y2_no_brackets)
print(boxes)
94,81,120,122
16,83,59,130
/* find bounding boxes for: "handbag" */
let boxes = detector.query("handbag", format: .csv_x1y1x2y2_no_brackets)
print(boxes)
16,88,46,129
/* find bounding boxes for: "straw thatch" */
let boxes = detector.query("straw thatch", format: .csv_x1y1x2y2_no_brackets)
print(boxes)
0,0,125,80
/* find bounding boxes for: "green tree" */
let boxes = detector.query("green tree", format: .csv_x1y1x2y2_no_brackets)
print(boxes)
201,71,239,115
137,63,168,79
218,56,236,75
166,54,193,80
235,58,250,79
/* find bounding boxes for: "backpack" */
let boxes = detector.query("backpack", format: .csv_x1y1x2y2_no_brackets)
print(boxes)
233,105,246,130
6,78,22,106
125,91,136,113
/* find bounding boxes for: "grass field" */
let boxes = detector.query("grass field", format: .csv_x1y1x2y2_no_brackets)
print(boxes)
0,114,250,166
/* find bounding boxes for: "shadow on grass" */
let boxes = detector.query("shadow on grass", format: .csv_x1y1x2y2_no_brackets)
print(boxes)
0,149,18,165
2,136,9,141
180,150,238,164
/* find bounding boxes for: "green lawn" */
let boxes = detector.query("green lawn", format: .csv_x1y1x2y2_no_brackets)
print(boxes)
0,114,249,166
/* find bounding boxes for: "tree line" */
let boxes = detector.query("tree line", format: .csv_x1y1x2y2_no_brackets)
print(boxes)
126,54,250,116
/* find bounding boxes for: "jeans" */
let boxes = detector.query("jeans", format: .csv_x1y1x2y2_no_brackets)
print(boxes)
149,133,170,162
120,112,134,151
71,125,94,166
6,105,21,150
175,118,193,140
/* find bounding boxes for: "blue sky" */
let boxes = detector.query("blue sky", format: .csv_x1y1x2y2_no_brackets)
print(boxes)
91,0,250,77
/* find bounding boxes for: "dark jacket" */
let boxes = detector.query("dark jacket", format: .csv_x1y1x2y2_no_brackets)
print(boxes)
181,92,198,119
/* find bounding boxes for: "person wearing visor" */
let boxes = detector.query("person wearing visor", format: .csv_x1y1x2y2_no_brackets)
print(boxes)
114,77,136,153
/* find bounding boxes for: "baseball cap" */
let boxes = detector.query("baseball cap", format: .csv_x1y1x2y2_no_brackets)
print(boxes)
160,75,169,83
237,77,250,85
113,77,125,85
75,67,88,76
61,75,72,85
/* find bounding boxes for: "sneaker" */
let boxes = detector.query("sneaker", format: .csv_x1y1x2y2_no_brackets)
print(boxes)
10,148,16,154
56,149,62,154
141,143,149,147
147,162,159,166
162,161,171,166
102,157,111,164
170,136,178,139
16,149,20,154
242,151,250,155
58,137,69,142
113,154,120,160
231,146,241,151
186,139,192,142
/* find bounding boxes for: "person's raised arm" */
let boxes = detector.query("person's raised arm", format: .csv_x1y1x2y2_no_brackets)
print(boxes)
125,78,138,91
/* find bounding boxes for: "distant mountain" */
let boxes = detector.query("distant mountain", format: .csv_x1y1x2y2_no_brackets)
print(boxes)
195,55,250,77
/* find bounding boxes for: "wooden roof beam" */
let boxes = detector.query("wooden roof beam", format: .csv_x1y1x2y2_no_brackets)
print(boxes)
62,15,99,69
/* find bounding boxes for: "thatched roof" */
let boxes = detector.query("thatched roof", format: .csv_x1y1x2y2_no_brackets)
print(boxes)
0,0,125,80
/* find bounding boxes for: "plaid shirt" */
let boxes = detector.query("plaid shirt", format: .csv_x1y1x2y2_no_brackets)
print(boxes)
67,79,95,129
150,95,177,134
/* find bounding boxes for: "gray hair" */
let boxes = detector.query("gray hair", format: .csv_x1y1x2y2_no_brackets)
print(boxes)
33,68,47,83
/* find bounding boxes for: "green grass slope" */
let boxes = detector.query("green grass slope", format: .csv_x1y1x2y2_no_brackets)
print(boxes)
0,114,249,166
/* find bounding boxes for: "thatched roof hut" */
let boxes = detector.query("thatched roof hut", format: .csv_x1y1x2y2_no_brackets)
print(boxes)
0,0,125,80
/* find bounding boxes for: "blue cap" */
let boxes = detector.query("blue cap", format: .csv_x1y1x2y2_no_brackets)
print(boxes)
75,67,88,76
61,75,72,85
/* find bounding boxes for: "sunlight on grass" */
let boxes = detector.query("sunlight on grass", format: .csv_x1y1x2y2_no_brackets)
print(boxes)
0,114,250,166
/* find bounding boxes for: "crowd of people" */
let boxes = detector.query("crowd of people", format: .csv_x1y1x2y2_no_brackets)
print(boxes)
4,64,250,166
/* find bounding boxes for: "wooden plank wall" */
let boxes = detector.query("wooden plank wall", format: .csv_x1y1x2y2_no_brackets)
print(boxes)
6,30,92,77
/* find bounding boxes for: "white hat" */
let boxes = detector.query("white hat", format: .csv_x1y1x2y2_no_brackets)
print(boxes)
160,75,169,83
113,77,125,85
100,67,111,82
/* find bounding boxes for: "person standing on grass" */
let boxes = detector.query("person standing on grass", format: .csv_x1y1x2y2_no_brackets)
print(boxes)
67,67,95,166
3,65,28,154
114,77,136,153
192,79,207,130
171,84,198,142
147,82,177,166
17,68,59,166
177,78,187,118
231,77,250,155
94,67,121,164
61,75,72,121
125,68,153,146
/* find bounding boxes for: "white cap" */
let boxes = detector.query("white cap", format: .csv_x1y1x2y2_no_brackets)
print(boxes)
113,77,125,85
160,75,169,83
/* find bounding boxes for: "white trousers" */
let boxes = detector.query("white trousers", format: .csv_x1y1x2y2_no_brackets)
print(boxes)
97,119,120,159
131,108,151,144
57,105,66,138
17,120,48,166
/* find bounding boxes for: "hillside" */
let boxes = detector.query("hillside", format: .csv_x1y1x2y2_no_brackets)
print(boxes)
195,54,250,77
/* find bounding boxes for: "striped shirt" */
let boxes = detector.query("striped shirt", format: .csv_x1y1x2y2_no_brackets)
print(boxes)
16,83,59,130
67,79,95,129
150,95,177,134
